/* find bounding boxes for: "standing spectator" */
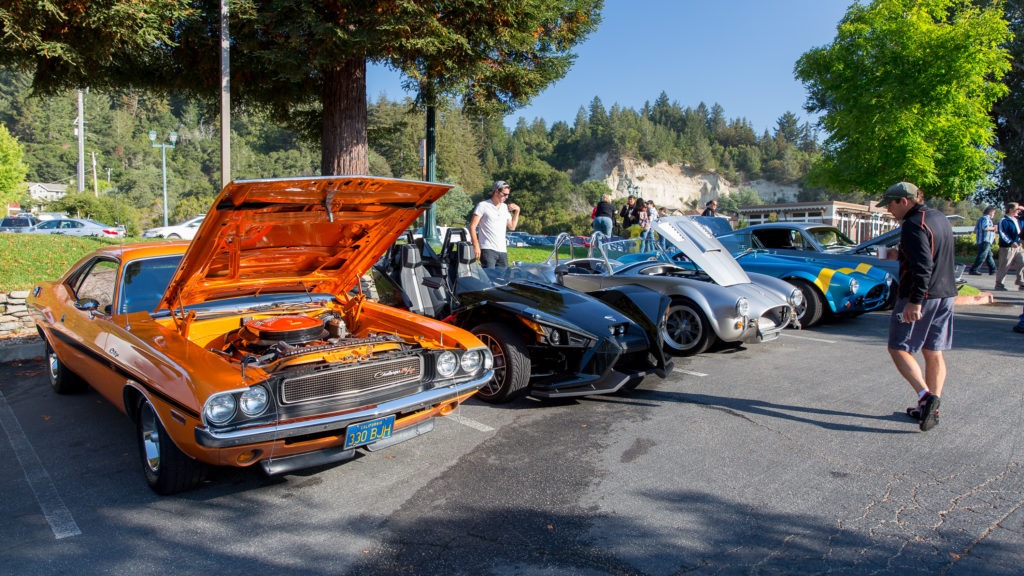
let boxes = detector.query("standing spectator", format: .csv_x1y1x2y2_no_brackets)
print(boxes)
469,180,521,268
642,199,658,250
877,182,956,432
591,193,615,239
968,206,997,275
701,199,719,217
994,202,1022,291
619,194,640,231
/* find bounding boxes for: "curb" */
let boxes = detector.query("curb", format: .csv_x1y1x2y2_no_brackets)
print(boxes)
0,338,43,364
955,291,994,305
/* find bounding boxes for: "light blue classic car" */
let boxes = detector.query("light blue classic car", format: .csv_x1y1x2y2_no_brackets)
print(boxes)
693,218,892,326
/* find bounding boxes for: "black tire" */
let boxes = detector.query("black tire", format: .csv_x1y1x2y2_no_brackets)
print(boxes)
136,399,204,494
472,323,531,403
167,233,181,239
44,338,87,394
662,299,714,356
789,278,824,327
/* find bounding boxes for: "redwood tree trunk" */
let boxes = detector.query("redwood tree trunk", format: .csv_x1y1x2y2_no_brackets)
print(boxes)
321,57,368,175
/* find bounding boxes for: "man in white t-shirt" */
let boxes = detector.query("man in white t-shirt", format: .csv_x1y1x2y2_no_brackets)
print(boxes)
469,180,521,268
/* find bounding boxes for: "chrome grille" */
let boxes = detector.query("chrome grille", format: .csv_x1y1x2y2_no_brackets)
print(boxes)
280,356,423,404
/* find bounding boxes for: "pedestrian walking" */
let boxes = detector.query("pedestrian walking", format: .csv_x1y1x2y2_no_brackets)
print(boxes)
994,202,1022,291
968,206,997,275
877,182,956,432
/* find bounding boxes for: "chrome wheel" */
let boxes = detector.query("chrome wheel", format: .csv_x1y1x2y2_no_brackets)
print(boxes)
662,301,713,355
139,401,161,474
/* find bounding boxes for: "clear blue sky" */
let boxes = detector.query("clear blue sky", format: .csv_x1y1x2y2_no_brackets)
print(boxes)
367,0,851,135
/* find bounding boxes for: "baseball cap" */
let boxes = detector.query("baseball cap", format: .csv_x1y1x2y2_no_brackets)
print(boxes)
875,182,919,207
492,180,510,191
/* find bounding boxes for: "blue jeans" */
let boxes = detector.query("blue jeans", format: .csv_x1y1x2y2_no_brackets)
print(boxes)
970,241,995,273
592,216,613,239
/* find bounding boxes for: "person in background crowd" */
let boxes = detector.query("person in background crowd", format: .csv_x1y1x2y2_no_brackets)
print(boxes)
658,206,669,218
642,199,658,250
968,206,997,275
619,194,641,231
994,202,1022,291
591,193,615,240
701,199,719,217
469,180,520,268
877,182,956,432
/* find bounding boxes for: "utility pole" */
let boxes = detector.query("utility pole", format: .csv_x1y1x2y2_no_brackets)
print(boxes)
220,0,231,188
424,106,439,245
77,90,85,192
91,152,98,197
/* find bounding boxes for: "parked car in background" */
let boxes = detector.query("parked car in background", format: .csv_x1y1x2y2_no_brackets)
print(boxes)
709,225,892,327
27,176,493,494
549,219,800,355
0,214,40,233
29,218,125,238
142,214,206,240
732,222,900,280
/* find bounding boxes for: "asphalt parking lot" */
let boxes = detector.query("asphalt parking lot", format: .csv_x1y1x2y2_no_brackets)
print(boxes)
1,273,1021,575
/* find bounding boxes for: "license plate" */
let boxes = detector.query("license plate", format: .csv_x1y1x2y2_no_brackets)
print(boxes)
343,415,395,449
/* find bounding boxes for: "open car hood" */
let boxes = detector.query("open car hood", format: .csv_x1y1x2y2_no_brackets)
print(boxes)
157,176,451,310
653,216,752,286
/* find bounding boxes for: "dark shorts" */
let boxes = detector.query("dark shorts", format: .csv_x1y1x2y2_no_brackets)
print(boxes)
479,249,508,269
887,297,955,353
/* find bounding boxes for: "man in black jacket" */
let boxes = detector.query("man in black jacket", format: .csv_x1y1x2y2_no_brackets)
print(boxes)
876,182,956,432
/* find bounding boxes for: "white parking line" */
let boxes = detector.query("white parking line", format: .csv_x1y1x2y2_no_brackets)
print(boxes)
674,368,707,377
781,332,837,344
451,413,494,432
0,391,80,539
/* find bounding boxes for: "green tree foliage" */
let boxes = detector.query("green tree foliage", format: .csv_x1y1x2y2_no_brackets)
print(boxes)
495,162,573,234
989,0,1024,200
0,124,28,208
795,0,1011,199
0,0,602,176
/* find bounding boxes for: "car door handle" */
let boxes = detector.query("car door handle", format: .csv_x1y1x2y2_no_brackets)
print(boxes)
108,348,119,358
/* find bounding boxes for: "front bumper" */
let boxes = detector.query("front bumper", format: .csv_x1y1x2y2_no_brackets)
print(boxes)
195,372,492,449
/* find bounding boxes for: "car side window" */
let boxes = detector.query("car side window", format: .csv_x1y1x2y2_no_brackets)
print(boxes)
73,259,119,315
120,256,182,314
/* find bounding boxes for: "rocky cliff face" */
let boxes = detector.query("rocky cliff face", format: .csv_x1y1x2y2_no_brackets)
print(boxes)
584,154,801,211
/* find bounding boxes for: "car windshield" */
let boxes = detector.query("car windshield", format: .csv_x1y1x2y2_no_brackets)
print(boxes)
1,217,34,227
451,262,560,294
716,231,767,255
122,254,335,316
808,227,855,250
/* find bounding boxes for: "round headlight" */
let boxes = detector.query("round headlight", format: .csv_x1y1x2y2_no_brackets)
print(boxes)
460,350,482,373
437,351,458,377
204,394,236,424
735,297,750,317
848,278,859,295
239,385,269,416
789,288,804,307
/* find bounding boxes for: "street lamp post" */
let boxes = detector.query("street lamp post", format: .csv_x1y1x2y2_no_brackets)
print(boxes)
149,130,177,227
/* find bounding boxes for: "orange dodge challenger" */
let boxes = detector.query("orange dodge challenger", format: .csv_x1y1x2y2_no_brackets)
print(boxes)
28,176,493,494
